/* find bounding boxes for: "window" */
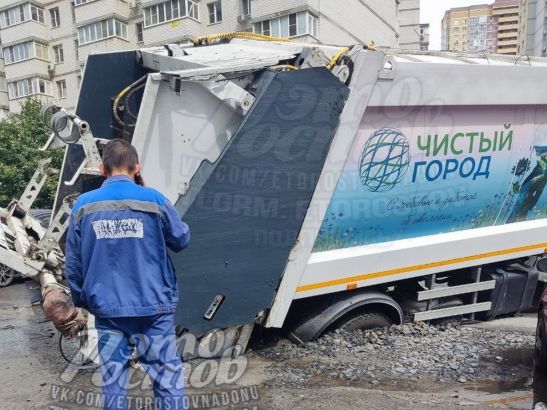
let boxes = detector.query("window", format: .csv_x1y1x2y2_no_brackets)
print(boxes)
3,42,32,64
8,77,52,99
0,3,45,28
144,0,199,28
74,0,97,5
241,0,250,15
56,80,67,99
208,0,222,24
289,13,297,36
50,7,60,28
53,44,64,64
31,5,44,24
77,18,128,45
0,77,6,92
187,0,198,19
3,41,48,64
254,11,318,38
34,42,48,60
136,22,144,43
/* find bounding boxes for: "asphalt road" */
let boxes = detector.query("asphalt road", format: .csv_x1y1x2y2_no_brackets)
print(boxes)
0,281,545,410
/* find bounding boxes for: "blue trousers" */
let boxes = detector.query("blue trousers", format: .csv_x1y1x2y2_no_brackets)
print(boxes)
95,314,185,410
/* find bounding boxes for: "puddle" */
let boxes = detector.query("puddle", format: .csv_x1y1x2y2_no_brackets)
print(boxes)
483,346,535,368
466,377,531,394
459,347,546,408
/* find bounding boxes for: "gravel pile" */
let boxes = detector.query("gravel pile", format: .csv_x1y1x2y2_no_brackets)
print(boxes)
253,322,534,387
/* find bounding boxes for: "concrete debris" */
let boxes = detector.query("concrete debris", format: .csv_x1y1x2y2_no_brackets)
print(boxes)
253,322,534,386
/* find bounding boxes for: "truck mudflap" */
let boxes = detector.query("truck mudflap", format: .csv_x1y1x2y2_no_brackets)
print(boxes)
171,68,349,335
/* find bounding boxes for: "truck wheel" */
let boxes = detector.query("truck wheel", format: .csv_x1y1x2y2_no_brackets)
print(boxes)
0,264,14,287
536,310,547,370
337,311,392,332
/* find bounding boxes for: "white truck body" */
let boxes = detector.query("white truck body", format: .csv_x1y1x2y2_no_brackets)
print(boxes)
1,38,546,349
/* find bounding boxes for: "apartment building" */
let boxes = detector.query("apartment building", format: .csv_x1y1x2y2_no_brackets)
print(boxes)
419,22,429,50
441,0,520,54
492,0,519,54
0,50,8,119
398,0,420,49
519,0,547,56
0,0,418,114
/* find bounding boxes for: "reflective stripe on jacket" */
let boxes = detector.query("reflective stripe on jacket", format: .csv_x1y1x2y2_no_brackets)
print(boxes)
65,175,190,318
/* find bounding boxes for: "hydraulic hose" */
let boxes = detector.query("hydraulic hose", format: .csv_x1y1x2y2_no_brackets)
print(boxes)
124,83,147,121
112,74,148,127
192,31,291,46
326,47,350,70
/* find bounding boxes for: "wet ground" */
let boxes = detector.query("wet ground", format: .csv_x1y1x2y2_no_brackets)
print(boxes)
0,282,546,409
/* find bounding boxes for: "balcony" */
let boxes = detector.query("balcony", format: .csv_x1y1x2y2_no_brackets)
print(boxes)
142,16,202,45
498,23,519,31
78,36,133,63
497,38,517,46
0,20,49,44
250,0,317,20
497,46,518,54
498,31,518,39
4,58,51,80
74,0,133,23
497,15,519,23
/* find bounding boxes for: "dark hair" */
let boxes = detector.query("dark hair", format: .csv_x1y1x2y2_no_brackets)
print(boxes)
101,139,139,175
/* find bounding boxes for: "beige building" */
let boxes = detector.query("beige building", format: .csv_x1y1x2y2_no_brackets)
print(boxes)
442,0,519,54
492,0,520,54
0,0,418,114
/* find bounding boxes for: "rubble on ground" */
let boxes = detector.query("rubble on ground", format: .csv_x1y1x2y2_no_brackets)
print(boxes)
252,322,534,387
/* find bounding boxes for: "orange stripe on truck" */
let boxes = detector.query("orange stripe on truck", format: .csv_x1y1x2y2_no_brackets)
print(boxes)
296,242,547,293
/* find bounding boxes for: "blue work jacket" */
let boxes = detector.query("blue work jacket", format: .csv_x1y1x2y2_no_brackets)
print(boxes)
65,175,190,318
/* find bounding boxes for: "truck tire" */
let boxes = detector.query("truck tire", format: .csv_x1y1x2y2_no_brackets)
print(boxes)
337,311,392,332
0,264,15,287
536,310,547,371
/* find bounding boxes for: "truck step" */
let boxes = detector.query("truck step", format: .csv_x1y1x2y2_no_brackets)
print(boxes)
417,280,496,301
414,302,492,321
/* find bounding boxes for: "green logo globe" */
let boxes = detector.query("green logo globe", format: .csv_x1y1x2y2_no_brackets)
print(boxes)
359,128,410,192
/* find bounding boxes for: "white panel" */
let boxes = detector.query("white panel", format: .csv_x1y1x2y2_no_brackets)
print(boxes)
131,77,242,204
296,219,547,299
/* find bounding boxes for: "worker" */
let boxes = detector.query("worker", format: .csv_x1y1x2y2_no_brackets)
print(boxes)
65,138,190,410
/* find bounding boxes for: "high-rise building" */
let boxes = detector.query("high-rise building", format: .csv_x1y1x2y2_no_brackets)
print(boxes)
519,0,547,56
441,0,519,54
492,0,520,54
419,22,430,50
0,0,417,114
398,0,421,49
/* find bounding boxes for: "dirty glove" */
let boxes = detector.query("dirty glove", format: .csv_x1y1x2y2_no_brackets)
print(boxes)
42,284,87,339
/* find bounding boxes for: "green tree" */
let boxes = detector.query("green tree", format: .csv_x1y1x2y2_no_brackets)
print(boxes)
0,99,64,208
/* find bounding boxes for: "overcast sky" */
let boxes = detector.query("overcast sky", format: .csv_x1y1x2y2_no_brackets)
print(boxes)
420,0,495,50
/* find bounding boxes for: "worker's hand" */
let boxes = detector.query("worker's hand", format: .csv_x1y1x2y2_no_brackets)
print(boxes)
134,173,146,186
60,308,88,341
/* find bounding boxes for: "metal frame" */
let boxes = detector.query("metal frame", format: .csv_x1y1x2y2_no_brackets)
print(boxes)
265,50,387,327
414,302,492,322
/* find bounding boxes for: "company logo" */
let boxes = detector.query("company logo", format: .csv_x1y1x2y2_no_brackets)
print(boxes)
359,128,410,192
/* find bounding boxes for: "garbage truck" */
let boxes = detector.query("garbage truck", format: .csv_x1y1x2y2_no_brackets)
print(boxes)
1,33,546,356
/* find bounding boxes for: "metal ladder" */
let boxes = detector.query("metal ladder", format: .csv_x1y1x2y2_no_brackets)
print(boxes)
413,268,496,322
